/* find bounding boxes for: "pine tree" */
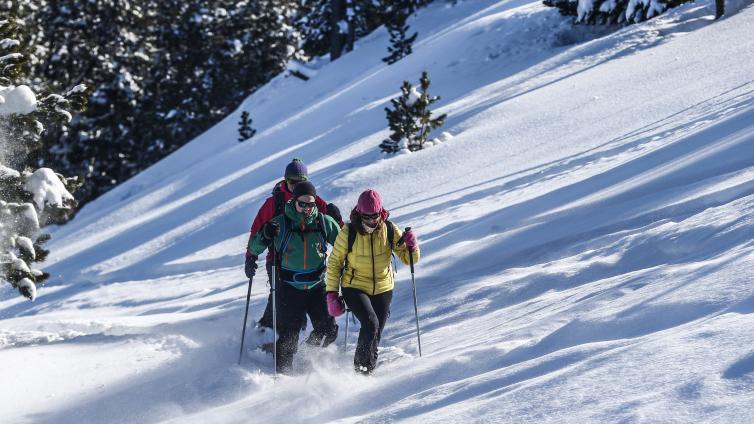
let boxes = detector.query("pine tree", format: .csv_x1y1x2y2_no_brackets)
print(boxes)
0,2,85,300
380,71,446,153
23,0,441,210
238,111,256,142
32,0,150,202
380,0,433,65
300,0,389,61
542,0,692,24
382,9,417,65
0,6,89,165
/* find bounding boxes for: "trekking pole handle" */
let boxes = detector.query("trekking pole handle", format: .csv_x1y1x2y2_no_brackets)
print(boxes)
397,227,415,273
397,227,412,246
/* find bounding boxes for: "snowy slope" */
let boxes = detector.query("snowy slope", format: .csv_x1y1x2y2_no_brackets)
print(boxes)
3,0,754,422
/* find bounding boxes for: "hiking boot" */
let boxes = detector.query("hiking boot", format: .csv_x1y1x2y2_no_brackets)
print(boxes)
354,364,373,375
304,324,338,347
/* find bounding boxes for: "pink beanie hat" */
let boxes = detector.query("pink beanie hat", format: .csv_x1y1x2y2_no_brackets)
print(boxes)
356,189,383,214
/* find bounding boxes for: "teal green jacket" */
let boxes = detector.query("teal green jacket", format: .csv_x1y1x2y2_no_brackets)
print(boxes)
249,201,340,288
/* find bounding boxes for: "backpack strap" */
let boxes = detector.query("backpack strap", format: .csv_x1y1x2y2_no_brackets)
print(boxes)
385,220,398,275
341,223,357,279
386,220,394,251
317,213,328,253
347,223,357,254
273,184,286,217
277,215,294,262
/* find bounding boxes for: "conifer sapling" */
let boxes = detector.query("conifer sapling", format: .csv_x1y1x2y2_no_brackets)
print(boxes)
380,71,446,153
238,111,256,142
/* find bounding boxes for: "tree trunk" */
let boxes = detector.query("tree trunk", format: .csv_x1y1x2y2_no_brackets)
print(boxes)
329,0,346,61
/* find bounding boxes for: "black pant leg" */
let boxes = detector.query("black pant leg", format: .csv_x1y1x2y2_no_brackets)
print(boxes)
370,290,393,363
276,328,300,373
257,261,274,329
274,280,308,373
342,288,392,373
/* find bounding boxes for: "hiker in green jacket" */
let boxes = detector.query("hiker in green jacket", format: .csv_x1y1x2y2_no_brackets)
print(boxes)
247,181,340,372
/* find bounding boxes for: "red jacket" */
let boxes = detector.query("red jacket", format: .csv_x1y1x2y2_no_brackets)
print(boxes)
246,180,336,261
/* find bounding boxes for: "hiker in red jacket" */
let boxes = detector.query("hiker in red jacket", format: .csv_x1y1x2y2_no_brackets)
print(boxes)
245,158,343,347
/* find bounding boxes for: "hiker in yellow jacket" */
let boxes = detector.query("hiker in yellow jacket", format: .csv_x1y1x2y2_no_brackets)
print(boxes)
325,189,420,374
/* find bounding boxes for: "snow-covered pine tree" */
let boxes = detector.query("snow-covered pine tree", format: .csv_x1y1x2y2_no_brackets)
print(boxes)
0,166,80,300
0,7,89,163
0,3,85,300
543,0,691,24
238,111,256,142
379,71,446,153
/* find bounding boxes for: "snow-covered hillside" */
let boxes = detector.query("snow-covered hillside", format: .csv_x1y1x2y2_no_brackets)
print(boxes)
3,0,754,422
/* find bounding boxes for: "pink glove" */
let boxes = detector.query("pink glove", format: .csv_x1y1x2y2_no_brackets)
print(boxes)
403,229,418,252
326,292,346,317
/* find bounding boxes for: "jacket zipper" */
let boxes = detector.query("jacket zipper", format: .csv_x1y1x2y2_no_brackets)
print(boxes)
370,232,376,295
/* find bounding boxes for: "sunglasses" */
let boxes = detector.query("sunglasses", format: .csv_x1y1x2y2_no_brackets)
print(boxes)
361,212,380,220
297,200,316,208
287,178,307,184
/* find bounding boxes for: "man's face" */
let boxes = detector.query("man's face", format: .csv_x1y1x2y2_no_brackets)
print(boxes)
286,177,306,192
295,195,316,215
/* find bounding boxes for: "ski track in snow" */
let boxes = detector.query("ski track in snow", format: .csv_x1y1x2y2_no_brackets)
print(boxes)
3,0,754,423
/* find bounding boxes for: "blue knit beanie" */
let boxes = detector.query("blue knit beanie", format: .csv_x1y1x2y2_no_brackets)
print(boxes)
284,157,308,180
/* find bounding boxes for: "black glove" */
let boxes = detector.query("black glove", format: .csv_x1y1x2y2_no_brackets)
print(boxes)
262,221,280,241
245,255,258,279
326,202,343,225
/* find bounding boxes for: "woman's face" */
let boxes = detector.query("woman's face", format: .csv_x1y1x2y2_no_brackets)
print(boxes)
361,211,381,228
295,195,316,215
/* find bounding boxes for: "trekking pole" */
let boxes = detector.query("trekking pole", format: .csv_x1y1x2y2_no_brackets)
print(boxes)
399,227,422,357
238,277,254,365
271,244,278,377
343,308,350,353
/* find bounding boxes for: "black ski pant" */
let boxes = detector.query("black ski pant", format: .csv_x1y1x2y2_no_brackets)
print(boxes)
274,279,337,373
342,287,393,374
258,261,336,338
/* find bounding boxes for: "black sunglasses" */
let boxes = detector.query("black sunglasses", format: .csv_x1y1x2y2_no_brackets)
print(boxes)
361,212,380,220
287,178,307,184
297,200,316,208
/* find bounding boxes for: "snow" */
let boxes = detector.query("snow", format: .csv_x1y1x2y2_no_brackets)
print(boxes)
0,164,21,179
406,85,422,106
16,236,35,259
2,0,754,423
23,168,75,211
16,278,36,301
66,84,88,95
0,85,37,115
12,257,31,274
0,38,20,49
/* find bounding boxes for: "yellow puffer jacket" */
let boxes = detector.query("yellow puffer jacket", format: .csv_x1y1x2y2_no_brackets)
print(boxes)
326,221,420,295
